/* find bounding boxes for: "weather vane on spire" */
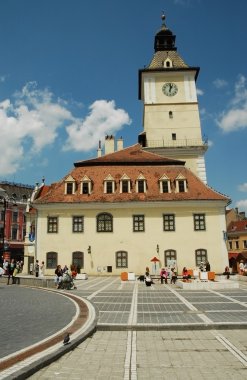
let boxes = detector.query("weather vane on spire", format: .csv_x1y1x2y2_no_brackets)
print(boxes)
161,11,166,28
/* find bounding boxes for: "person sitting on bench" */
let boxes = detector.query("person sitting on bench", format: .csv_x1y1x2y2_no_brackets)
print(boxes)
145,274,154,287
182,267,191,281
223,266,230,279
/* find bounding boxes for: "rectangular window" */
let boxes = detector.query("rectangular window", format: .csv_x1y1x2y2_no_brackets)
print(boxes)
47,217,58,233
82,182,89,194
163,214,175,231
122,180,129,193
194,214,206,231
106,181,113,194
172,133,176,140
236,241,239,249
73,216,84,232
116,251,128,268
243,240,247,249
178,180,185,192
133,215,145,232
0,226,3,239
162,181,169,193
11,225,18,240
138,180,145,193
229,241,233,250
12,211,18,223
47,252,57,269
66,183,73,194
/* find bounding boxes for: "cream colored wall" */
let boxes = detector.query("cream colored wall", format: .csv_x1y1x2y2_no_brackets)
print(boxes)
144,104,202,142
36,202,228,276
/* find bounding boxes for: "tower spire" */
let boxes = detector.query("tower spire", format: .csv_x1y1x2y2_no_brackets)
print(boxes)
154,13,176,52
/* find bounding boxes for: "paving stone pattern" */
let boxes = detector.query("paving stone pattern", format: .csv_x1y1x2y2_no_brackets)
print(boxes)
3,277,247,379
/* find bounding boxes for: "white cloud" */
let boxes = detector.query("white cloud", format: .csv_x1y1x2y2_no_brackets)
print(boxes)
238,183,247,192
0,82,131,176
217,75,247,132
213,79,228,89
63,100,131,152
197,88,204,96
207,139,214,148
236,199,247,214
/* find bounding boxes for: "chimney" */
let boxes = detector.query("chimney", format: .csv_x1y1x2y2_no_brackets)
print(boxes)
117,136,123,151
97,140,102,157
105,135,115,155
239,211,246,220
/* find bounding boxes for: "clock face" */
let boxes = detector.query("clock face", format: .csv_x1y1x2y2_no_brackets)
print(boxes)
162,82,178,96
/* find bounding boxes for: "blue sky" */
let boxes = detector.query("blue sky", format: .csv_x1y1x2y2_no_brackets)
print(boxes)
0,0,246,212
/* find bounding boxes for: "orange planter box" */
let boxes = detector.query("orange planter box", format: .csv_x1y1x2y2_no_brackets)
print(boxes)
208,271,215,281
121,272,128,281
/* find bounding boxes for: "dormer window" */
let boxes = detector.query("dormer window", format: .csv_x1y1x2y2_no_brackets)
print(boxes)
66,183,73,194
80,175,92,195
175,174,187,193
120,174,131,193
104,174,115,194
159,175,171,194
163,57,173,68
136,174,147,193
65,175,76,195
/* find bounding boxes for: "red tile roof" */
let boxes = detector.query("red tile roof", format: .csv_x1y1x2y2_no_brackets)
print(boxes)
227,220,247,233
34,144,230,204
74,144,184,166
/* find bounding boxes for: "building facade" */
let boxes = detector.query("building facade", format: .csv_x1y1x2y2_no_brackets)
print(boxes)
226,209,247,273
31,15,230,276
0,181,33,263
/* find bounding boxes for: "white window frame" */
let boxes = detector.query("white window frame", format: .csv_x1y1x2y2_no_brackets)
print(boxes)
104,174,115,194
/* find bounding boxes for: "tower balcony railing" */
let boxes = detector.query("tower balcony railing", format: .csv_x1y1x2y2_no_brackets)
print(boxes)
145,137,208,148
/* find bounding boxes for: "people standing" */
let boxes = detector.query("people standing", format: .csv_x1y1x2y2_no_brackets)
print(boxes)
205,261,211,272
39,261,45,277
239,260,244,275
7,259,16,285
34,260,39,277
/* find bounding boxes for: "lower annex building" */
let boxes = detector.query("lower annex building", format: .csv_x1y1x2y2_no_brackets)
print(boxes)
31,142,230,276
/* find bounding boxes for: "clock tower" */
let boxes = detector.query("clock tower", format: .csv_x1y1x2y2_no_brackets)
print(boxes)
138,14,208,183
